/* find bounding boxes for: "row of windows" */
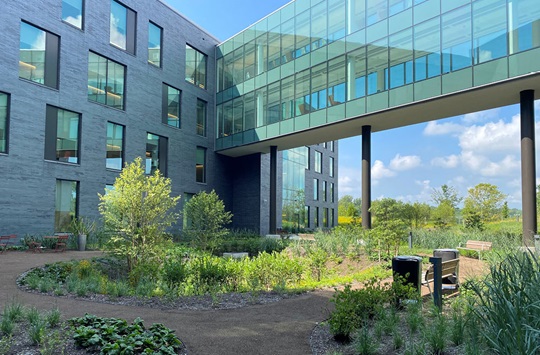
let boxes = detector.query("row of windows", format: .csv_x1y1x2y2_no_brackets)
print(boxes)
218,0,539,92
309,206,336,229
0,94,208,183
313,178,335,203
20,1,209,95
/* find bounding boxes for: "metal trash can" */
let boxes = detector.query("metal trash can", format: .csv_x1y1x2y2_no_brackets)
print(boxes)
392,255,423,293
433,249,459,285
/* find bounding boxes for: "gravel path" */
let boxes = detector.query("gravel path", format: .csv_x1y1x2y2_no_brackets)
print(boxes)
0,251,333,355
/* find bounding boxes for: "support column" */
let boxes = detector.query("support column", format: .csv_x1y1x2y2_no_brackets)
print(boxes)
520,90,537,245
362,126,372,229
270,145,278,234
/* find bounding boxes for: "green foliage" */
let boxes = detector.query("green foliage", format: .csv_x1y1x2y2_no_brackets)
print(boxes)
338,195,361,218
464,211,485,231
432,200,455,229
183,190,232,252
98,157,180,272
353,324,378,354
466,252,540,354
328,278,394,340
70,314,182,354
463,183,506,222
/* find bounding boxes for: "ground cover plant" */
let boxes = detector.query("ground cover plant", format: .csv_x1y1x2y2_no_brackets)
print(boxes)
0,301,184,354
316,250,540,355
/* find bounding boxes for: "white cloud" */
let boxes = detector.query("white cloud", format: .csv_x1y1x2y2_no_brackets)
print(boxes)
338,168,362,198
389,154,421,171
423,121,463,136
110,14,127,49
64,15,82,28
372,160,395,179
462,107,501,124
431,155,460,168
459,116,520,153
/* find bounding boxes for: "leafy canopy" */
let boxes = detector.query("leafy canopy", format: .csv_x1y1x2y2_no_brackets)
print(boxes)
98,157,180,271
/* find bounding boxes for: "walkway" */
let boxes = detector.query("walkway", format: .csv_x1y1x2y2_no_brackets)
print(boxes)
0,251,332,355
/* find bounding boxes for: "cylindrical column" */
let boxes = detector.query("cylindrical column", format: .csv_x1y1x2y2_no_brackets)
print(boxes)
429,257,443,310
362,126,372,229
270,145,278,234
520,90,537,245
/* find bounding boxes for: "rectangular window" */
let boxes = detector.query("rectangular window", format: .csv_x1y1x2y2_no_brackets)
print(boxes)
329,157,335,177
148,22,162,67
19,21,59,89
509,0,540,54
473,0,507,64
185,44,207,89
62,0,84,28
106,122,124,170
314,151,322,173
315,206,320,227
197,99,207,136
305,206,310,228
322,181,327,202
110,0,136,54
330,182,335,203
442,7,472,73
88,52,125,110
313,178,319,200
162,84,181,128
146,133,167,176
323,207,329,228
45,106,80,164
55,179,78,232
331,208,335,227
196,147,206,183
0,93,9,154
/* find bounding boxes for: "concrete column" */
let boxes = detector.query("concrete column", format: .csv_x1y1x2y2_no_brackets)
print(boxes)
362,126,372,229
520,90,537,245
270,145,278,234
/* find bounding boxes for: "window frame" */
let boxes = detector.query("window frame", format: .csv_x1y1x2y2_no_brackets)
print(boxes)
148,21,162,67
88,51,126,110
185,44,208,89
162,83,181,128
110,0,137,54
44,105,81,164
106,121,124,170
19,21,60,89
55,179,79,232
62,0,84,29
196,146,207,183
0,92,10,154
196,98,207,137
146,132,168,176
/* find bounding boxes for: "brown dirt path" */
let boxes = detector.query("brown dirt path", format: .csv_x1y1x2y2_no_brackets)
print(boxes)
0,251,332,355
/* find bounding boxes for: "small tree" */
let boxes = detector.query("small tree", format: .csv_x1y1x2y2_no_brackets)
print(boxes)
98,157,180,272
183,190,232,252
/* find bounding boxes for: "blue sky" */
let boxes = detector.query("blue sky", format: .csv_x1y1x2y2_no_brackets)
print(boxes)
165,0,539,210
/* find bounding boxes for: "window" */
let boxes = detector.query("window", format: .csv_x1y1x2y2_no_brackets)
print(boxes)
442,7,472,73
329,157,335,177
19,21,59,89
146,133,167,176
110,0,136,54
314,151,322,173
162,84,181,128
106,122,124,170
183,192,195,228
196,147,206,183
322,181,327,202
323,208,329,228
55,179,78,232
331,208,335,227
62,0,84,29
148,22,162,67
473,0,507,64
185,44,207,89
0,93,9,154
88,52,125,110
509,0,540,54
45,106,80,164
330,182,335,203
314,206,320,227
197,99,207,136
313,178,319,200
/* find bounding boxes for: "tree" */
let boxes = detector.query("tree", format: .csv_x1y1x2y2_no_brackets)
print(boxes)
370,198,408,256
432,200,455,229
502,201,509,220
431,184,462,209
463,183,506,222
183,190,233,252
403,202,431,229
98,157,180,272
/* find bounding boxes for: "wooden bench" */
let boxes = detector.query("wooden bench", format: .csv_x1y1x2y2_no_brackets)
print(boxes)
457,240,492,260
422,258,460,296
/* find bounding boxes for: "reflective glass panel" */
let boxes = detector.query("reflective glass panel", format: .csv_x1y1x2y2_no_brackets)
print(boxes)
185,45,207,89
19,22,46,84
165,85,181,128
509,0,540,53
196,99,207,136
442,7,472,73
473,0,507,64
106,122,123,170
62,0,83,28
148,22,162,67
55,179,78,232
347,47,367,100
146,133,160,175
110,0,127,49
196,147,206,183
88,52,125,110
414,18,440,81
56,108,80,164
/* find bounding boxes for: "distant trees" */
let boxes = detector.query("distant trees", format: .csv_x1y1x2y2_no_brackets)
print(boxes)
338,195,361,221
431,184,462,228
463,183,506,223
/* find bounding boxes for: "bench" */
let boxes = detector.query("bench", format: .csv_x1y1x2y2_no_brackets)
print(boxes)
457,240,492,260
422,258,460,296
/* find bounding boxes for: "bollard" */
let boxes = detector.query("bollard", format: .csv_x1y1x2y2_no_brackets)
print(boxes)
408,231,413,249
429,257,442,310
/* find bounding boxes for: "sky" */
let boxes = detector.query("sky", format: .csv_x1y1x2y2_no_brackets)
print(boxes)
165,0,540,210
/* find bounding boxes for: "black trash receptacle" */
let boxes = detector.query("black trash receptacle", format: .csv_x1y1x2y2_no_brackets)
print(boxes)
433,249,459,285
392,255,423,293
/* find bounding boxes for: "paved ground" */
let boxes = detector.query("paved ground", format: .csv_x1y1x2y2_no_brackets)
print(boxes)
0,251,333,355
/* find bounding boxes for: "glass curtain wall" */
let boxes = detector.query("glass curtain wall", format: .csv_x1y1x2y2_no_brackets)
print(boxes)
282,147,308,231
216,0,540,143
